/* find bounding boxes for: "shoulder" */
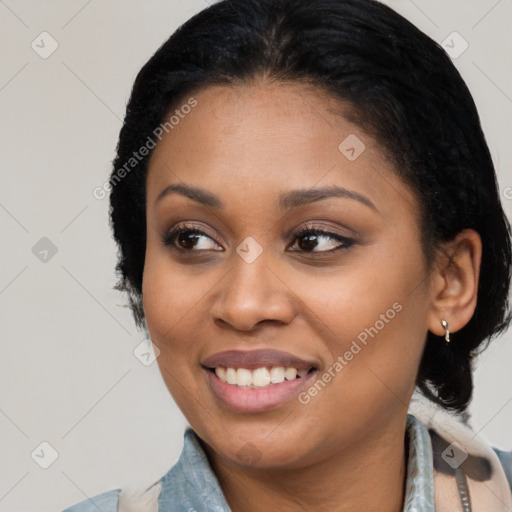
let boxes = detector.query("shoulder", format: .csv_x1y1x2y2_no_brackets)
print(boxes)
408,392,512,510
62,489,121,512
62,427,204,512
494,447,512,492
117,427,232,511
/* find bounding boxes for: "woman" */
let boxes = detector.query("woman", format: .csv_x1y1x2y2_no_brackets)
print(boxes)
63,0,512,510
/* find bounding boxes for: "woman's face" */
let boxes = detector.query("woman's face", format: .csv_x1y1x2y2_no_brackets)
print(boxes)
143,81,434,469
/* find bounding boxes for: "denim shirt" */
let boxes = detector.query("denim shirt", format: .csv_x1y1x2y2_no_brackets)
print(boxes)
63,414,511,512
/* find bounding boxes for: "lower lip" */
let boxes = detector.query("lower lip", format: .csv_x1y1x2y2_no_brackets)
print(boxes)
203,368,318,413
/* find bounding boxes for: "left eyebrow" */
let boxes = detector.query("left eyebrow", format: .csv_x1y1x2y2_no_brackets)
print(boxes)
278,185,378,212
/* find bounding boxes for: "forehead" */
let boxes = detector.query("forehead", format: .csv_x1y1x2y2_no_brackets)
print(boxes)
149,81,373,166
146,81,417,217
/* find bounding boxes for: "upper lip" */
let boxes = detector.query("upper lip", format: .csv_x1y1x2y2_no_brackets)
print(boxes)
201,349,318,371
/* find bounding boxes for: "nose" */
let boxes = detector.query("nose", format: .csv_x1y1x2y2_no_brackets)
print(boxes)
209,249,296,332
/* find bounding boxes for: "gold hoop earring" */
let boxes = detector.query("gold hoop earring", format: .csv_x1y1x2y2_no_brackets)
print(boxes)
441,319,450,343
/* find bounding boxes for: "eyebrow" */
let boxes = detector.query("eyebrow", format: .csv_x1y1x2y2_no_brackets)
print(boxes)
155,183,377,212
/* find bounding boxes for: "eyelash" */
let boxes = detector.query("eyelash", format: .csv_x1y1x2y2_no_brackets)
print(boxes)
160,223,355,254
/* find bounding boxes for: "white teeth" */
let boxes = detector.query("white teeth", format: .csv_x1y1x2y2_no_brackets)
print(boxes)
236,368,252,386
284,367,297,380
269,366,285,383
252,367,271,387
214,366,311,388
215,367,226,381
225,367,237,385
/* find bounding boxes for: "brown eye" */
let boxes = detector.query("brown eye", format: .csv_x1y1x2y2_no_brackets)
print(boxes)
290,228,355,253
161,225,222,252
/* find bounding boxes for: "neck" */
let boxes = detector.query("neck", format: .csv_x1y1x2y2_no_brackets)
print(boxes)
201,416,409,512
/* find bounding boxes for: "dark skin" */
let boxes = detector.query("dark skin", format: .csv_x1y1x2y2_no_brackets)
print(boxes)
142,80,481,511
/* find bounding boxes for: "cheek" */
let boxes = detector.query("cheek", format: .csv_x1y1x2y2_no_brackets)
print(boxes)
293,237,429,398
142,271,181,344
141,253,197,372
142,248,205,342
141,255,208,412
292,238,427,348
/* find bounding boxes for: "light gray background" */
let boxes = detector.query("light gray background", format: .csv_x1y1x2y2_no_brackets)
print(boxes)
1,1,511,510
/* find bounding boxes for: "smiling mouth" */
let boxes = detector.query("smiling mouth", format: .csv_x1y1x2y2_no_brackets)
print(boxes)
205,366,316,389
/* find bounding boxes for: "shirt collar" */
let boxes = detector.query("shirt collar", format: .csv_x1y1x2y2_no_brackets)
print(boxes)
159,414,435,511
403,413,436,511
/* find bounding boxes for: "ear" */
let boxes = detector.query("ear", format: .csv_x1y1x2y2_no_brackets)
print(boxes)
427,229,482,338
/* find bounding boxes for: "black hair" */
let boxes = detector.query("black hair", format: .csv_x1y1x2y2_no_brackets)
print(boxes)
109,0,511,412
